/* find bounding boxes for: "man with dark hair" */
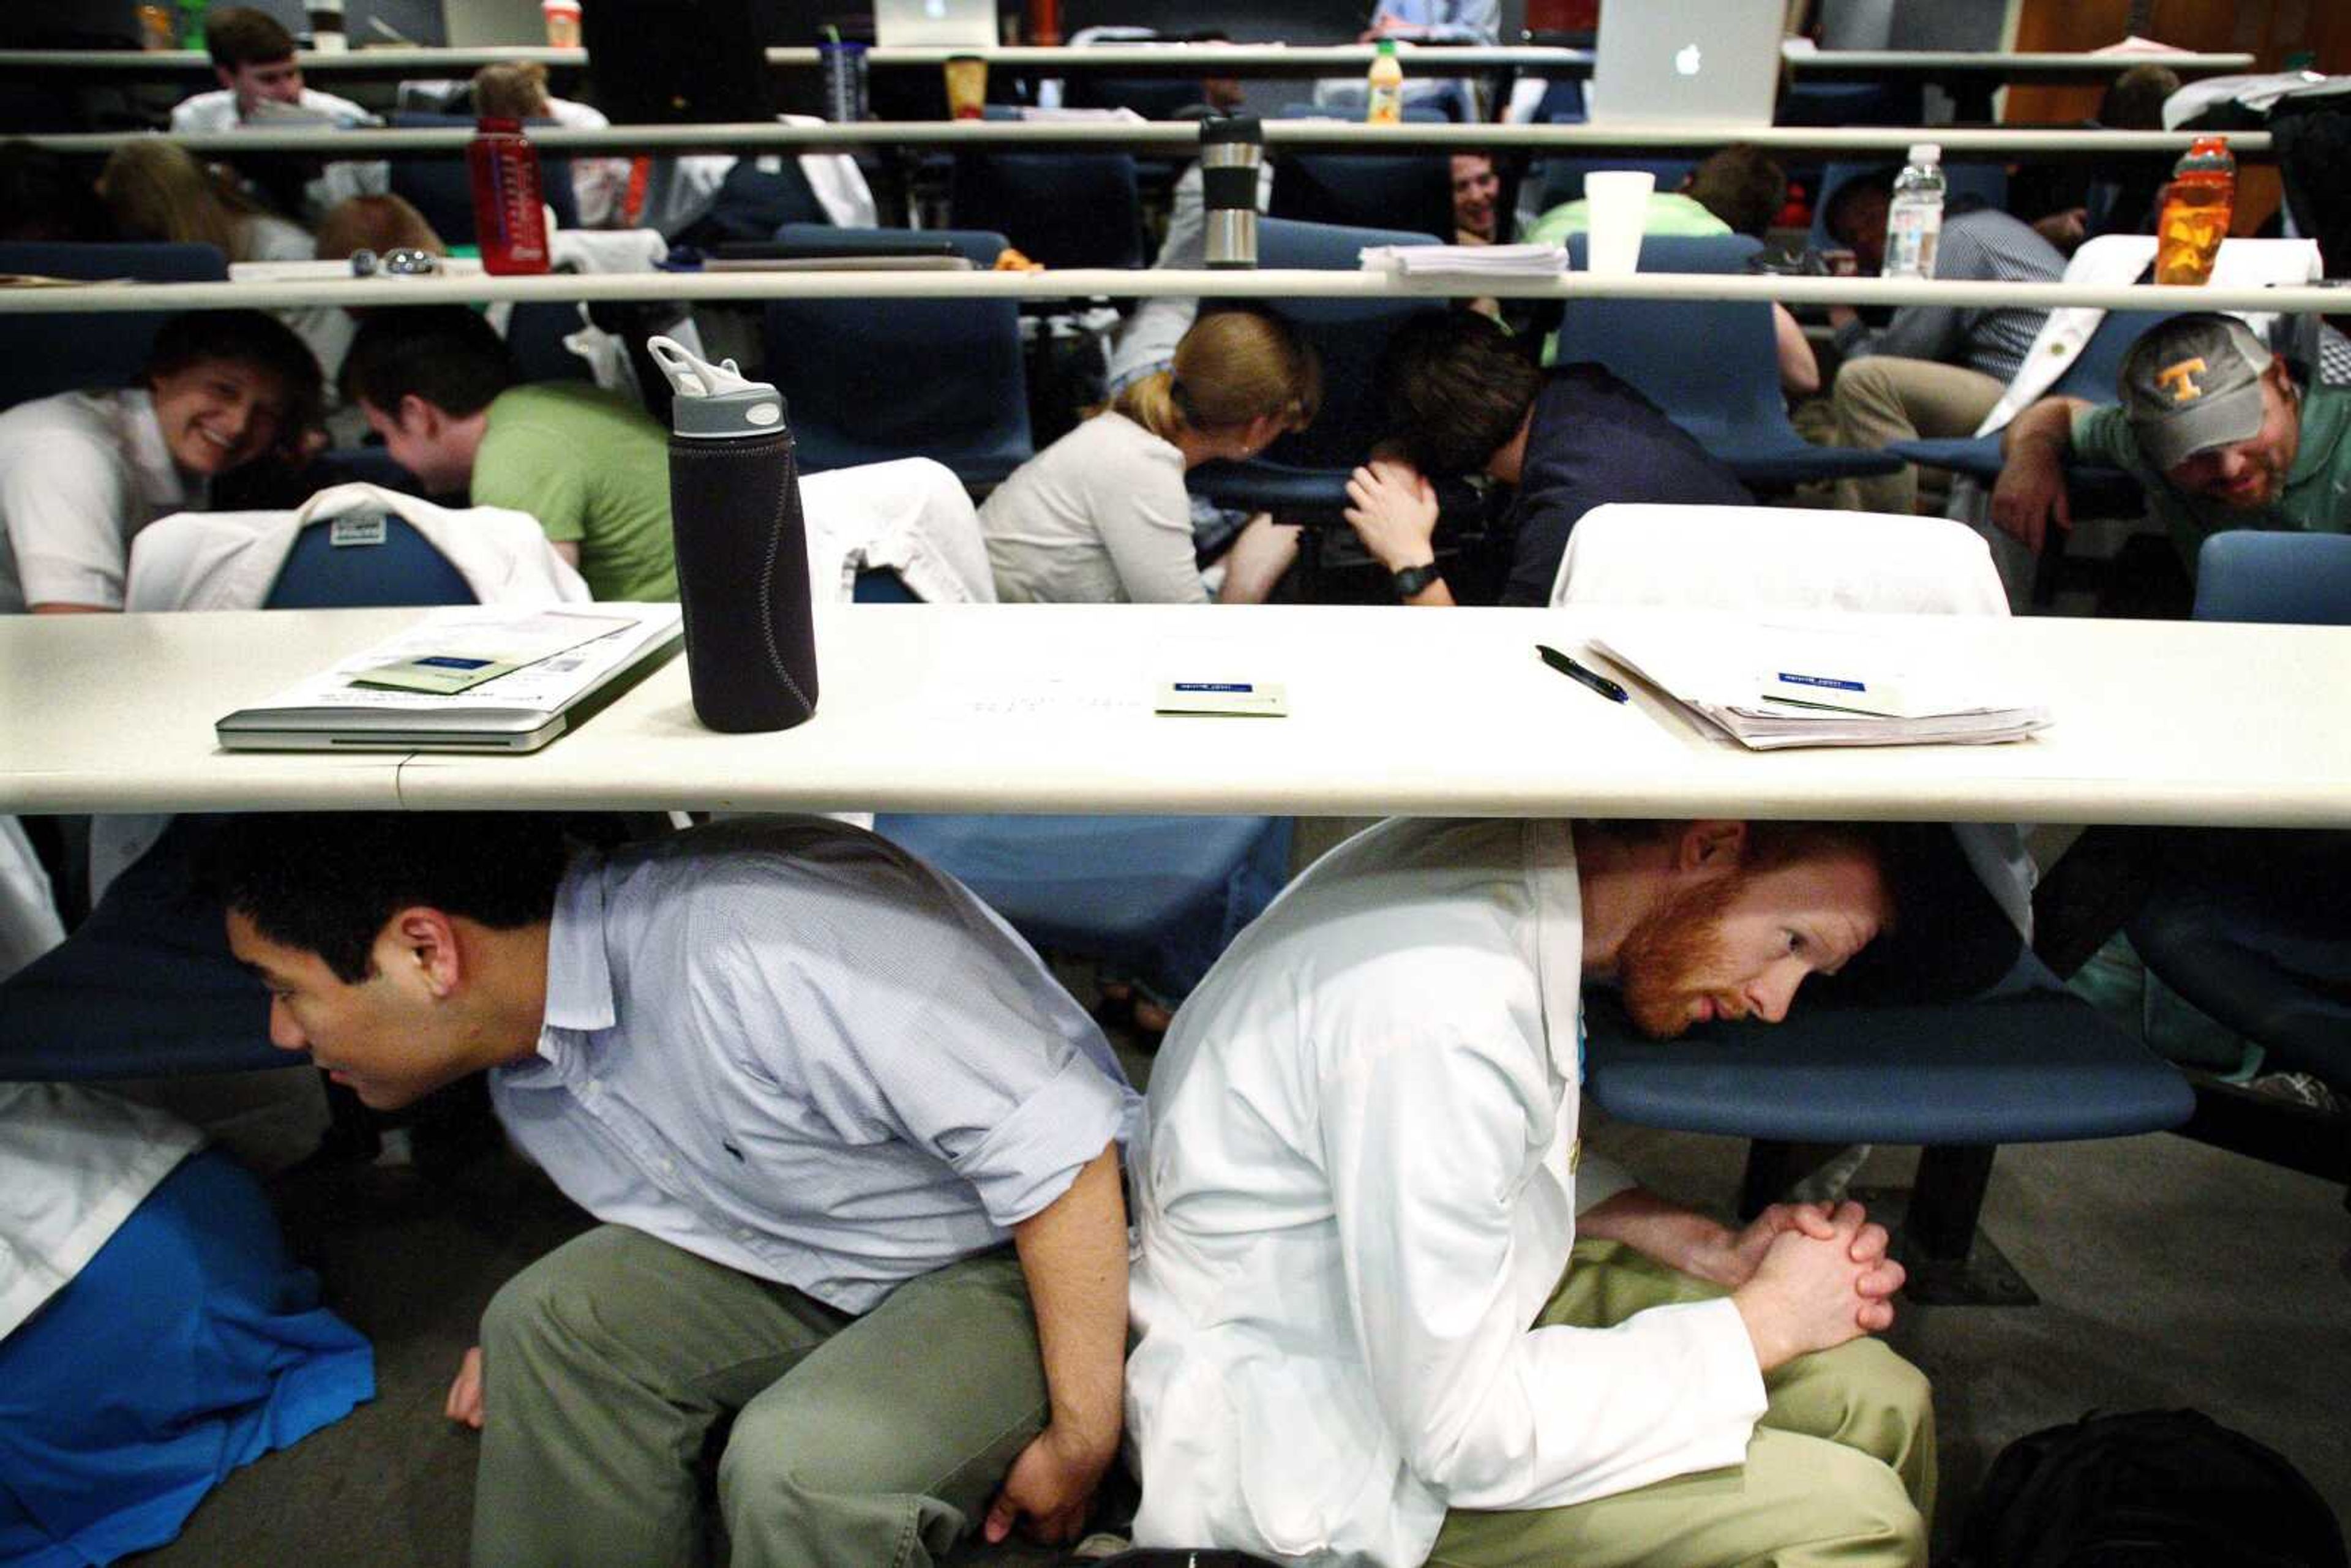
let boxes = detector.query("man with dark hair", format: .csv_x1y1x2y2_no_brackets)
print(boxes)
1523,146,1817,397
1992,312,2350,572
0,309,321,613
1822,164,2067,516
1343,309,1750,607
339,307,678,601
208,811,1138,1567
1127,813,1999,1566
168,7,386,221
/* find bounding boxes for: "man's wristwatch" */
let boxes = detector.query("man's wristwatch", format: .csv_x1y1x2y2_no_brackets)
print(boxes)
1390,562,1444,600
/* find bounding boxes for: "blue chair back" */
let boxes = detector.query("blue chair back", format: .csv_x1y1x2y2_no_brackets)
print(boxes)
2194,533,2351,626
1533,156,1695,217
1809,158,2009,252
504,300,594,383
2047,307,2170,403
1553,234,1773,450
761,225,1032,484
0,241,229,409
387,111,579,245
1268,138,1454,242
264,515,478,608
1229,217,1445,471
951,151,1143,269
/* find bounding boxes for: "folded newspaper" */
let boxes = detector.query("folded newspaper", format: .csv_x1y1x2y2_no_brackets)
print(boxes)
216,604,683,752
1359,242,1570,278
1588,621,2052,750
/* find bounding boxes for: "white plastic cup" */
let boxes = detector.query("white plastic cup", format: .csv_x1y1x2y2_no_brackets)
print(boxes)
1582,170,1655,277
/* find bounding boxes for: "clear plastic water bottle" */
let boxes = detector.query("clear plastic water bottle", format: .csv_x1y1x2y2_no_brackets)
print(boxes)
1882,142,1946,280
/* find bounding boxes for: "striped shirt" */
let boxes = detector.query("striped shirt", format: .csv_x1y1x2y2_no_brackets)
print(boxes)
1835,206,2068,385
490,818,1138,1314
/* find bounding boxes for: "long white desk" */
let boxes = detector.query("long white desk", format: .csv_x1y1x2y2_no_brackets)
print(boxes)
20,122,2274,160
0,43,2254,83
5,606,2347,827
0,269,2335,318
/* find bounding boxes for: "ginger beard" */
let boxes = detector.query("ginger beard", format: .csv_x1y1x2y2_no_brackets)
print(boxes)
1616,871,1747,1040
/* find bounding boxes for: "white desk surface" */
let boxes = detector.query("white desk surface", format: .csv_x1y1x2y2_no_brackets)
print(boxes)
23,122,2274,159
0,44,2253,79
5,605,2347,827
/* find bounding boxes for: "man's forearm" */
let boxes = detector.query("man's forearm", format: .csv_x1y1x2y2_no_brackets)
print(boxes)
1576,1188,1738,1285
1011,1144,1129,1457
2001,397,2078,462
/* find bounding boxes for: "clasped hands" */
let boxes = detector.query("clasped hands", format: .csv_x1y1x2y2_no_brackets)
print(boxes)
1719,1201,1907,1373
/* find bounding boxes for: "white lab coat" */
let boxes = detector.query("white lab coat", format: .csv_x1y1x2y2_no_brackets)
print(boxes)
1125,817,1762,1568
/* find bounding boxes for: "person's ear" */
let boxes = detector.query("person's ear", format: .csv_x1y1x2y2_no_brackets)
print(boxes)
382,907,465,999
1677,819,1748,874
215,64,238,92
397,392,439,439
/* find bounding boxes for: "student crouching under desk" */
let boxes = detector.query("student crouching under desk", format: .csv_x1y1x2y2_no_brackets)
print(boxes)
204,812,1137,1566
1125,816,2011,1567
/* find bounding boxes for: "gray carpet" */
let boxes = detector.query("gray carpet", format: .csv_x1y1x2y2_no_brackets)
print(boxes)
120,1080,2351,1567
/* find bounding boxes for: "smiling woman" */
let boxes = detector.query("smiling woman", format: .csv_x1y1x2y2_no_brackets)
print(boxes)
0,309,322,614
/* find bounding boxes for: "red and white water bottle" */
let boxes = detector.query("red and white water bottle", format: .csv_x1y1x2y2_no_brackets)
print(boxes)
467,116,550,275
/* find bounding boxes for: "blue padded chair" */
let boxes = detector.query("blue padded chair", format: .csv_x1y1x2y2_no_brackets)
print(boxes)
0,242,229,409
1531,156,1694,219
759,225,1033,488
2125,533,2351,1198
0,519,480,1082
951,151,1144,269
386,111,579,245
1186,216,1445,517
503,300,596,384
1266,122,1455,242
850,571,1292,1010
1551,234,1903,489
1809,158,2011,254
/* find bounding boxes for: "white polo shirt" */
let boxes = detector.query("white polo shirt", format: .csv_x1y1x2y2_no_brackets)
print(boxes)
167,88,389,219
0,389,196,613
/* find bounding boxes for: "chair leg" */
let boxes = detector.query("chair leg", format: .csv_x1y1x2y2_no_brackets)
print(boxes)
1898,1143,2038,1307
1737,1140,1848,1219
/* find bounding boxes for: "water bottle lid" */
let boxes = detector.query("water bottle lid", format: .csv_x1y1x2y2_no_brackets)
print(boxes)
1200,113,1262,145
1376,38,1398,54
1907,143,1940,163
647,335,788,440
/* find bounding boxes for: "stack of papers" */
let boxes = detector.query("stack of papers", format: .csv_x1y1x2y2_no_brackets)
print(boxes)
1359,242,1570,279
216,604,682,752
1588,621,2051,750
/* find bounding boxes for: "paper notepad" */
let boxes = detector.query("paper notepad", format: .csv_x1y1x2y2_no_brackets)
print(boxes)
1589,621,2051,749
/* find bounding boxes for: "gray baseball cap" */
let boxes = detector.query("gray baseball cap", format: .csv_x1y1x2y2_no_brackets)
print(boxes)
2120,314,2274,473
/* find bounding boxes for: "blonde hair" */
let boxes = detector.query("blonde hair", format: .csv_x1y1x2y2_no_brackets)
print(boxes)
99,140,269,259
474,62,553,120
1110,309,1322,444
313,194,447,261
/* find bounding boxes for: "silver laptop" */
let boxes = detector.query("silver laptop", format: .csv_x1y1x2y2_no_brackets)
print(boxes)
873,0,997,48
1590,0,1785,129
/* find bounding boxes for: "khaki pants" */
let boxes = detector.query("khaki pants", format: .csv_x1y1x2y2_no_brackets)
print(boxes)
1832,357,2009,517
1428,1239,1935,1568
471,1225,1048,1568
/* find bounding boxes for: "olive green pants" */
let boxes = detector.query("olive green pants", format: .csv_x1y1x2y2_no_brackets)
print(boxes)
1428,1239,1935,1568
470,1224,1048,1568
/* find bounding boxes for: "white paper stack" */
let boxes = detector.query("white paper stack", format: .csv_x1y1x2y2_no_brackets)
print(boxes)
1359,242,1570,279
1588,621,2052,750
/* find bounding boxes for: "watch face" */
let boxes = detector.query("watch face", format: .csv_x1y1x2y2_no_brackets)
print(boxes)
1393,564,1441,598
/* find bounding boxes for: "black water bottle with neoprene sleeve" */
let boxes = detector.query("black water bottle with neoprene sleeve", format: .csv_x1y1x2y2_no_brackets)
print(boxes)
647,335,819,733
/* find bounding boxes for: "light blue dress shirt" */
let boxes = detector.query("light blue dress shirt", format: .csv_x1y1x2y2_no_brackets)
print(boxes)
490,819,1139,1315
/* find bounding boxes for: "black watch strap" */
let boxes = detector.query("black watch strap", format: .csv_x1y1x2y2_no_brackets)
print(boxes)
1391,563,1444,599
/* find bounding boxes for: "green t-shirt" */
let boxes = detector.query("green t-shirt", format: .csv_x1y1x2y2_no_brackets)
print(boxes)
471,383,679,602
2071,384,2351,574
1521,190,1731,250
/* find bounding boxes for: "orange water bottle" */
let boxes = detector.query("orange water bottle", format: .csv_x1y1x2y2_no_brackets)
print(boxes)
1366,40,1404,125
2154,134,2234,287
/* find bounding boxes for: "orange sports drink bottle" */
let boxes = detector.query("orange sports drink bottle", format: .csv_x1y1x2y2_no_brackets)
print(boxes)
2154,135,2234,287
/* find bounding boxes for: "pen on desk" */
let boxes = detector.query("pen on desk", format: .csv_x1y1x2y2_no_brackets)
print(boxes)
1536,643,1629,704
